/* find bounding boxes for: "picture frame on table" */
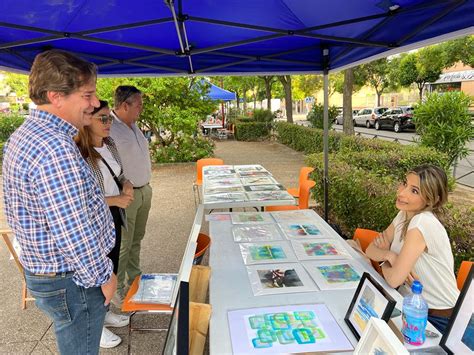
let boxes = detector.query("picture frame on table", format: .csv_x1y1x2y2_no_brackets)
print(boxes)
344,272,396,340
440,266,474,355
162,281,189,355
354,317,408,354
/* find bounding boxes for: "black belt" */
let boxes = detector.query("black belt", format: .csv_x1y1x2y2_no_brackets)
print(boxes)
133,183,149,189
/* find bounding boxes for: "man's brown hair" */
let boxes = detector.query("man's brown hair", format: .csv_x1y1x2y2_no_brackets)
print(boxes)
29,49,97,105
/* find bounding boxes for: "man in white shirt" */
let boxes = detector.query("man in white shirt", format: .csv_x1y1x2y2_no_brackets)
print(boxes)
109,86,152,303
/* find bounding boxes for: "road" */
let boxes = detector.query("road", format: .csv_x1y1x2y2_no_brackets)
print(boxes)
293,120,474,188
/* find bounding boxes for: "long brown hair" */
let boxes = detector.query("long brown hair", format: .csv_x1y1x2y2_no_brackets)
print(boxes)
75,100,109,168
399,164,448,240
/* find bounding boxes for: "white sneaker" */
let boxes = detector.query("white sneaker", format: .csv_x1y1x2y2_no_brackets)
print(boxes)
104,310,130,328
100,327,122,348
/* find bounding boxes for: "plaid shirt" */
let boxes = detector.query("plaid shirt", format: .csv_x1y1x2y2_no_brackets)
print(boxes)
2,109,115,288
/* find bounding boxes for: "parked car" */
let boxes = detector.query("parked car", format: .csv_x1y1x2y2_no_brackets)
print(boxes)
353,107,388,128
334,109,359,125
375,106,415,133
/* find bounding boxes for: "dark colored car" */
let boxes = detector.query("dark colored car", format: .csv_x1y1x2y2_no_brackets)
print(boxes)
375,106,415,133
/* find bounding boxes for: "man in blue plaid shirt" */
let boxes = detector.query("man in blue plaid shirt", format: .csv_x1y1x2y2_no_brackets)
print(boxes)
3,50,116,354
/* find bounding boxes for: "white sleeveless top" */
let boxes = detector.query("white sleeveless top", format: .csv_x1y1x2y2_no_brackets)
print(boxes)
390,211,459,309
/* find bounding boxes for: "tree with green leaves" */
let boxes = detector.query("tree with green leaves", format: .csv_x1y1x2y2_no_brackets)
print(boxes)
278,75,293,123
3,71,29,98
361,58,398,106
439,35,474,68
414,91,473,169
398,46,445,101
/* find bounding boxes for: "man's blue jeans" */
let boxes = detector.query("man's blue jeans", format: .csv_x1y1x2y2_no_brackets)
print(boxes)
24,270,106,355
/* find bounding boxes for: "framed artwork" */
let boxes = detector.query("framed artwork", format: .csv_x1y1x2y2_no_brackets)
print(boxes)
440,266,474,354
302,260,365,290
162,281,189,355
231,212,275,224
246,263,316,296
228,304,353,354
243,184,284,192
203,192,247,204
279,223,324,239
271,210,317,224
246,190,294,201
239,241,297,265
354,317,408,355
232,224,283,243
345,272,396,340
290,239,351,260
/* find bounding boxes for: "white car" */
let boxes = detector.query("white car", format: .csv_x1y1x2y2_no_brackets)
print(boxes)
353,107,388,128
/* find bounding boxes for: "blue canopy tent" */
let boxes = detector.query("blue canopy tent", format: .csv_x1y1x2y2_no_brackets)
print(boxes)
205,81,236,101
1,0,472,219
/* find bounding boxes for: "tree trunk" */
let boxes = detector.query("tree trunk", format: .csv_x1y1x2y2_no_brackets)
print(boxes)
376,89,381,106
343,69,355,135
278,75,293,123
236,93,240,109
417,83,423,102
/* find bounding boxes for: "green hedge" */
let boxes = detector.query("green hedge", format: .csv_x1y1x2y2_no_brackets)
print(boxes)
0,113,25,142
235,121,270,141
151,135,215,163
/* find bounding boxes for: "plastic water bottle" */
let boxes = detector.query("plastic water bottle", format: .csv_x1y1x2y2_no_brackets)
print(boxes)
402,280,428,345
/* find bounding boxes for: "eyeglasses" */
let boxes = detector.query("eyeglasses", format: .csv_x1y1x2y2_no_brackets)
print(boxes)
95,115,114,124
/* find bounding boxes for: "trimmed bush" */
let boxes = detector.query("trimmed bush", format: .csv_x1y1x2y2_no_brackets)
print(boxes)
151,135,214,163
253,109,274,123
0,113,25,141
306,103,338,129
235,121,270,141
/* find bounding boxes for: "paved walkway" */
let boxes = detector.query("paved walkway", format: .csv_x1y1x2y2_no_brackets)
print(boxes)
0,139,471,354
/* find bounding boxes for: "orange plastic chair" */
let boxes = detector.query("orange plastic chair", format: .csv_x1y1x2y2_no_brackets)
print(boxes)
457,261,473,290
193,158,224,206
266,179,316,211
287,167,315,199
353,228,379,252
352,228,383,275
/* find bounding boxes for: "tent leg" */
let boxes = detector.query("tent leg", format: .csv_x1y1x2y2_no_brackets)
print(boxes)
323,49,329,222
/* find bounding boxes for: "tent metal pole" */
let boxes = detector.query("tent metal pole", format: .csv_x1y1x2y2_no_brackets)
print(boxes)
322,48,329,222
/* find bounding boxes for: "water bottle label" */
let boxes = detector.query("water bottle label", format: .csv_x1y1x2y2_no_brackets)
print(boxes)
402,313,427,345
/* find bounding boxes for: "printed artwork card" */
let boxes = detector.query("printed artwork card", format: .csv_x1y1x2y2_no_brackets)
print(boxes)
203,192,247,204
271,210,318,224
244,184,284,192
246,190,294,201
204,178,242,188
228,304,353,354
238,171,272,178
234,164,267,173
203,166,235,176
239,241,297,265
205,173,239,181
241,176,277,186
204,185,245,194
303,260,365,290
280,223,323,239
232,224,283,242
205,213,231,222
291,239,351,260
231,212,275,225
246,263,316,296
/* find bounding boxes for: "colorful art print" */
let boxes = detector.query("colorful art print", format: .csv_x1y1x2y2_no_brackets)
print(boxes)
345,272,396,340
205,213,231,222
244,184,284,192
203,164,234,171
203,192,247,204
440,266,474,354
239,242,297,265
232,224,283,243
354,317,409,355
291,239,350,260
246,263,316,296
246,190,294,201
241,176,277,186
228,304,353,354
303,260,364,290
231,212,275,224
204,185,244,194
280,223,322,239
271,210,318,224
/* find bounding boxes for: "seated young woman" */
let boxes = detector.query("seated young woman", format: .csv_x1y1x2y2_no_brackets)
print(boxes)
365,164,459,333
